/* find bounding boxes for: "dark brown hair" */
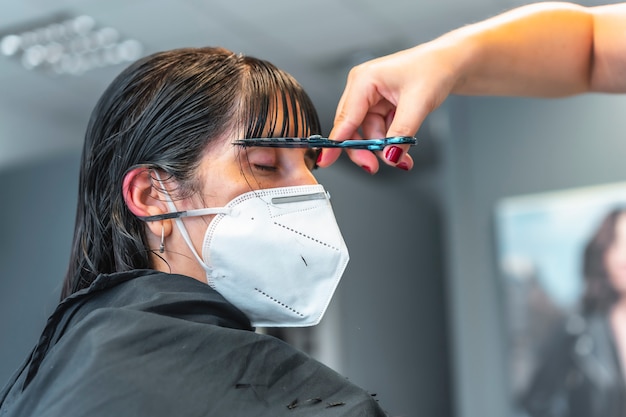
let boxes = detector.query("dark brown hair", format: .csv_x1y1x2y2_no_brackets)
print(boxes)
581,207,626,313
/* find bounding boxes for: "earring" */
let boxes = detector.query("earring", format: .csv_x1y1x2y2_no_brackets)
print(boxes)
159,224,165,254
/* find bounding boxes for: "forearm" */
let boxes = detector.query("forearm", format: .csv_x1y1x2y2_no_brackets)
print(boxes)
589,3,626,92
443,2,597,97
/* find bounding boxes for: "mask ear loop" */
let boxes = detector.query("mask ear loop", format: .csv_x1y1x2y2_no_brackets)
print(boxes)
152,171,214,276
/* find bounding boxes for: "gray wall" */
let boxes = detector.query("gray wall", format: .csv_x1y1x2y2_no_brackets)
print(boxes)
443,93,626,417
0,152,80,382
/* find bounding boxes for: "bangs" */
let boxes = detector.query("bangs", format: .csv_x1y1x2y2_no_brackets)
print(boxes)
238,57,321,139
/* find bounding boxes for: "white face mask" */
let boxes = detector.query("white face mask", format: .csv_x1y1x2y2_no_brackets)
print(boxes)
157,182,350,327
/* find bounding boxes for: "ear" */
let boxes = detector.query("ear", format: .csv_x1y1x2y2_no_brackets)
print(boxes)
122,167,172,238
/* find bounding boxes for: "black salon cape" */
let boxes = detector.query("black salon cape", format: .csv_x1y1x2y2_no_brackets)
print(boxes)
0,270,386,417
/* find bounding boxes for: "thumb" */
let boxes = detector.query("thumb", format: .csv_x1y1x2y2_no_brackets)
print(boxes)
331,76,381,140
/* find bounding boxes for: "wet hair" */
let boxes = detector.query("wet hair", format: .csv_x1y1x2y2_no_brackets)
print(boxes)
62,46,321,299
581,207,626,313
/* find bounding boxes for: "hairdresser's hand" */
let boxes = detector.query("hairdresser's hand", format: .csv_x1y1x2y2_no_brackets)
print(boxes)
319,42,460,173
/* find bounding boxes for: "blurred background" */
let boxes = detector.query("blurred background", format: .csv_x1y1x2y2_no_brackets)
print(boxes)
1,1,626,416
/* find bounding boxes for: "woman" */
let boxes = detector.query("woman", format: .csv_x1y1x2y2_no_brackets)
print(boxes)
0,47,384,416
521,208,626,417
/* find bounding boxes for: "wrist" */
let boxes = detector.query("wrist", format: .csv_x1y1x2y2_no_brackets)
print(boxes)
426,28,480,95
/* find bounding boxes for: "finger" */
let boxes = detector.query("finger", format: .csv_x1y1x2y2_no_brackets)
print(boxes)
395,152,414,171
345,148,380,174
318,127,364,168
329,106,357,142
375,91,428,167
316,148,341,168
360,103,394,140
331,70,382,141
380,143,412,167
331,95,366,141
385,89,430,138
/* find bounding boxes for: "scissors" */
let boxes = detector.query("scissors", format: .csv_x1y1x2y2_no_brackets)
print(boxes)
233,135,417,151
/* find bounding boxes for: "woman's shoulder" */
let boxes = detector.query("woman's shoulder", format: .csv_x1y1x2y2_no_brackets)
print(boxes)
67,269,252,328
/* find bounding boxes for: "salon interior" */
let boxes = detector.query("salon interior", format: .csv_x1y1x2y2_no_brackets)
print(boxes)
2,1,626,416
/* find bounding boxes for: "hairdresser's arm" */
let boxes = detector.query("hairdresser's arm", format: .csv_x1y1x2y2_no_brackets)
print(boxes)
320,2,626,172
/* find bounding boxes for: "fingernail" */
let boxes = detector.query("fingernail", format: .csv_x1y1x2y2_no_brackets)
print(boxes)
397,162,410,171
361,165,373,174
385,146,402,164
316,150,323,164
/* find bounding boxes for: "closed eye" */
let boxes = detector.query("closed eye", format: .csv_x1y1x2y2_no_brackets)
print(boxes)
253,164,277,172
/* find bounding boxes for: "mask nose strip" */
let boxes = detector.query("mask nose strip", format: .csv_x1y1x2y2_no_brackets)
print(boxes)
271,191,327,204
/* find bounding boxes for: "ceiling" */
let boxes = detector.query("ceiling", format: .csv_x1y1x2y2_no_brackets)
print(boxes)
0,0,600,170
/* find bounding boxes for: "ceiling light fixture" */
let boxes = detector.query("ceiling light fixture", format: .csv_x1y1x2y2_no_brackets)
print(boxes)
0,13,143,76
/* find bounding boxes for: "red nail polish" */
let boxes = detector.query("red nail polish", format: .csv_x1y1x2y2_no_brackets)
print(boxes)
397,162,410,171
361,165,373,174
316,150,323,164
385,146,402,164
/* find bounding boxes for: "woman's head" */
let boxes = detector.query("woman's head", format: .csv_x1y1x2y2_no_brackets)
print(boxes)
63,46,321,299
582,207,626,312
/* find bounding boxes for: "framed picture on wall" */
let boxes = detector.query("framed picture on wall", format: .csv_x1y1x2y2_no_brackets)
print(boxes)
494,181,626,417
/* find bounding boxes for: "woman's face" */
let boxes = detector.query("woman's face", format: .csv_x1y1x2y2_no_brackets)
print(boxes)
604,212,626,295
159,125,320,282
